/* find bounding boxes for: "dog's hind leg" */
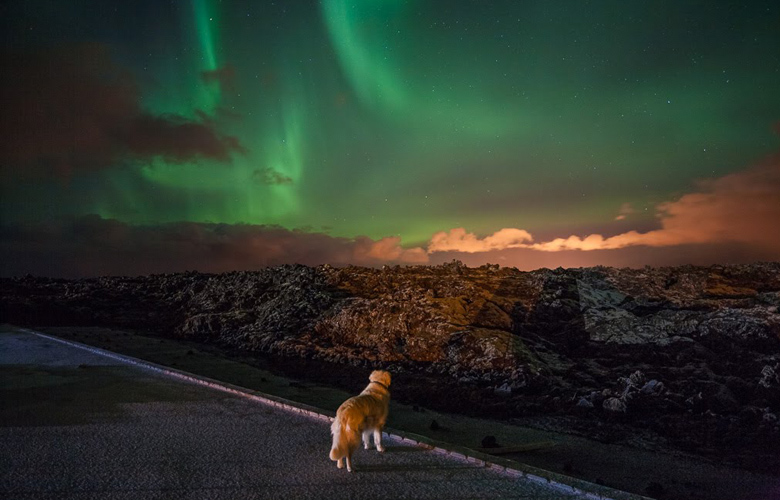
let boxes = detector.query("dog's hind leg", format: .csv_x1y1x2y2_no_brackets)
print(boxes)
337,457,344,469
345,453,353,472
362,430,372,450
374,428,385,452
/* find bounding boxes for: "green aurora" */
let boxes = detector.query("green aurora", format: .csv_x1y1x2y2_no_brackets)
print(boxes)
2,0,779,260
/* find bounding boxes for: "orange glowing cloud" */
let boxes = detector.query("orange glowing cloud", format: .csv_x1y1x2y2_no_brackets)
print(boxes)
428,155,780,255
355,236,429,264
428,227,534,253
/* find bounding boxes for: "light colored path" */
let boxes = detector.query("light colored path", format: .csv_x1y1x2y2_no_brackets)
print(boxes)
0,329,634,500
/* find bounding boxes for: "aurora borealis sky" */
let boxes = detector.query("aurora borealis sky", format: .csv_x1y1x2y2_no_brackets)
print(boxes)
1,0,779,276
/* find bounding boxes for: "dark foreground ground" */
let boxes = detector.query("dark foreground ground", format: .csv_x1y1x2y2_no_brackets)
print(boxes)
13,325,777,500
3,328,607,500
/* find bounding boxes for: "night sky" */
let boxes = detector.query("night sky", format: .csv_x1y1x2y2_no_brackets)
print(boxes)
2,1,779,277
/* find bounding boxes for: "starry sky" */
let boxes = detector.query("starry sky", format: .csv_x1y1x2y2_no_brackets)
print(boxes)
1,0,779,277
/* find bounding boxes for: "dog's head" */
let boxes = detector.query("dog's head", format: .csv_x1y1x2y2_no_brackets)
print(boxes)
369,370,391,388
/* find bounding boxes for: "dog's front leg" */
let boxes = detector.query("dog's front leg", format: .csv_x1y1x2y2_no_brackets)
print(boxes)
374,428,385,452
345,454,353,472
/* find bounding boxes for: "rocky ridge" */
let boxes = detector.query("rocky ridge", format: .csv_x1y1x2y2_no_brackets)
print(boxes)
2,261,779,469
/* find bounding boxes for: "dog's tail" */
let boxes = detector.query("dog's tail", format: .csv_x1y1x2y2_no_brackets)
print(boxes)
329,413,360,461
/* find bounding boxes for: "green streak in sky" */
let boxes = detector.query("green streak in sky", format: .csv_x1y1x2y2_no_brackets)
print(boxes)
135,86,305,224
193,0,220,112
139,0,304,224
262,94,305,217
140,0,223,116
321,0,514,137
194,0,218,70
322,0,409,115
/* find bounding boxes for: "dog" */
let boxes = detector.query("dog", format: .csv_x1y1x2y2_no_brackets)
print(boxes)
329,370,391,472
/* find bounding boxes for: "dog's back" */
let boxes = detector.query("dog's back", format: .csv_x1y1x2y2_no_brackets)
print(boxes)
339,393,388,432
329,393,388,459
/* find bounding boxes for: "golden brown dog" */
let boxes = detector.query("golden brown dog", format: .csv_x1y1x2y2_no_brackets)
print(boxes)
329,370,391,472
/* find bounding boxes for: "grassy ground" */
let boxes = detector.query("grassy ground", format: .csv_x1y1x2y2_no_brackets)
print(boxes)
13,325,777,500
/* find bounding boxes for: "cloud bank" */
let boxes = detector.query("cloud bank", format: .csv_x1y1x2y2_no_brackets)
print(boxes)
3,153,777,277
2,127,777,276
428,228,534,253
430,153,780,257
0,44,243,180
0,216,428,278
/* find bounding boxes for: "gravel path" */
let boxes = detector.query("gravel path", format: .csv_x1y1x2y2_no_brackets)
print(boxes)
0,329,632,500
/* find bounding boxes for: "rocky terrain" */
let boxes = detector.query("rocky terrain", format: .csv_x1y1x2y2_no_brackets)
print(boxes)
2,261,779,472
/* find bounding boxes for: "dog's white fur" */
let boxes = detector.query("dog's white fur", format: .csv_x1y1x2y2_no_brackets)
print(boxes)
329,370,391,472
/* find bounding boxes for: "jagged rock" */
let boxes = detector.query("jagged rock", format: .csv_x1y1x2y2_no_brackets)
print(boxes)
629,370,646,387
640,379,665,395
576,397,594,408
603,397,627,413
494,383,512,396
760,364,779,388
